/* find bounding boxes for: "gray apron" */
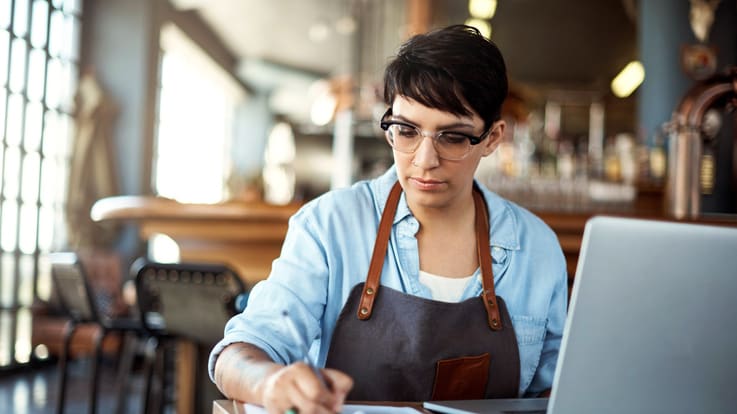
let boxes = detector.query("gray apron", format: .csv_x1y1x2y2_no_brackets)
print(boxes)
325,182,520,401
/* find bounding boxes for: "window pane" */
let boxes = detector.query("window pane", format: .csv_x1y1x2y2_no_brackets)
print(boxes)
14,307,32,363
41,111,71,166
0,258,13,306
23,101,42,150
19,203,38,254
36,205,53,252
3,145,20,198
0,30,9,86
41,109,58,156
54,160,68,204
41,150,66,205
17,255,35,304
59,60,76,111
51,0,63,10
26,48,44,101
0,143,4,193
38,157,56,205
12,0,28,37
0,311,11,365
36,254,51,299
47,10,61,58
57,113,72,157
21,151,40,202
0,87,6,138
30,0,48,49
1,200,18,251
62,0,81,15
45,57,60,108
62,15,79,61
6,93,23,146
9,38,27,93
0,0,11,29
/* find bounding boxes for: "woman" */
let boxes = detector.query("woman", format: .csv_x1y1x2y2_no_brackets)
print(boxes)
210,25,567,414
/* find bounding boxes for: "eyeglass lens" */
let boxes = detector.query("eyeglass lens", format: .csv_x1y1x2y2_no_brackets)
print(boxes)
384,124,472,160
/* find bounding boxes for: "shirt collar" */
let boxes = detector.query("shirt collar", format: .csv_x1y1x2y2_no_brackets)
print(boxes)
371,165,521,251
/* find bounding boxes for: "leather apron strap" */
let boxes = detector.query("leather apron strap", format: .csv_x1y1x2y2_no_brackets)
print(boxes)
356,182,402,321
357,182,502,331
473,185,503,330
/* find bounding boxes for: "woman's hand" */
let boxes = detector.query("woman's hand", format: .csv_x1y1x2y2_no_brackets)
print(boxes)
214,343,353,414
261,362,353,414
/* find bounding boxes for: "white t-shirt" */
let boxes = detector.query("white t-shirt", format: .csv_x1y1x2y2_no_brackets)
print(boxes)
418,269,477,302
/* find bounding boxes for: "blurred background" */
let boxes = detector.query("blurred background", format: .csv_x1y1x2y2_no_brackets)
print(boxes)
0,1,736,413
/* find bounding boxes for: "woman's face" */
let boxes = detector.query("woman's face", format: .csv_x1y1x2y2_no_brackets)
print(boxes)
390,96,505,212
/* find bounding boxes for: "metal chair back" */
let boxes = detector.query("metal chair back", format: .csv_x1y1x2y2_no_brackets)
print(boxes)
50,252,100,323
133,259,247,345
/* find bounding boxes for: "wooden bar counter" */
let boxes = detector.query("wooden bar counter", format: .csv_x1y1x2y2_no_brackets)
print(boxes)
91,191,737,298
91,196,301,284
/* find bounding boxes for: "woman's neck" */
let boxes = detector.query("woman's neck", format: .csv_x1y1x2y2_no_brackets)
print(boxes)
410,192,476,230
412,192,479,277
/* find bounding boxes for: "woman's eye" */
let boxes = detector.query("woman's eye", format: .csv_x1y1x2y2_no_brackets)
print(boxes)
439,133,469,145
396,125,419,137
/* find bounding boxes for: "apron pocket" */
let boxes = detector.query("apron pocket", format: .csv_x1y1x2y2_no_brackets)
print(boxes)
430,353,490,400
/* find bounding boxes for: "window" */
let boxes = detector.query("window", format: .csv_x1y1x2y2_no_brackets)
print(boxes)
0,0,82,368
154,24,246,204
150,24,246,262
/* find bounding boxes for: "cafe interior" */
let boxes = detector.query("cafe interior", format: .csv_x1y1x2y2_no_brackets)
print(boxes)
0,0,736,413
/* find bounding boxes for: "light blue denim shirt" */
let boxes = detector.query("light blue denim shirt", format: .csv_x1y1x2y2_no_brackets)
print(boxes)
209,166,568,397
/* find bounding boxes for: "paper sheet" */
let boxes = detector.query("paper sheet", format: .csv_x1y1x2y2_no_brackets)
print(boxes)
235,402,420,414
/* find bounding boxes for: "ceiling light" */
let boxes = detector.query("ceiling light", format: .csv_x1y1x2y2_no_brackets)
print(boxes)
465,18,491,38
611,61,645,98
309,80,337,126
469,0,497,19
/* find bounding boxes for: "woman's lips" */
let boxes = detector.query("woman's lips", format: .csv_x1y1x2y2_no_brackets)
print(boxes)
410,177,444,190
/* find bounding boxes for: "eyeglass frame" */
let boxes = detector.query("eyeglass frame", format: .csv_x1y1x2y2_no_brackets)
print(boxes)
378,107,492,160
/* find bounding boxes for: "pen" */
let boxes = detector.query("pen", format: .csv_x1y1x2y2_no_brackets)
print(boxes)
281,310,328,388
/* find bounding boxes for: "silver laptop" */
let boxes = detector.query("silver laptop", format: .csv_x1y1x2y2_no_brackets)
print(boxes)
424,216,737,414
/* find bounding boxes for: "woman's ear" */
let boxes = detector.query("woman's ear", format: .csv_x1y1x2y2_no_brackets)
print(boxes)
481,120,505,157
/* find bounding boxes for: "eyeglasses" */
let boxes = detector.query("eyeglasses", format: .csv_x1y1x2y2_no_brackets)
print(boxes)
379,108,490,161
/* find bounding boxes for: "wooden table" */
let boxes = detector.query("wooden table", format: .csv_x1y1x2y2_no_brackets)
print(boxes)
212,400,427,414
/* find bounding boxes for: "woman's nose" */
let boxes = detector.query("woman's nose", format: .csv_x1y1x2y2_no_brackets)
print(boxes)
411,135,440,168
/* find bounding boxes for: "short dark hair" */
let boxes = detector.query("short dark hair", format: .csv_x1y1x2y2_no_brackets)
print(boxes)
383,24,508,129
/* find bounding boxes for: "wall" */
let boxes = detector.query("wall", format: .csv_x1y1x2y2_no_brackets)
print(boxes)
79,0,161,261
639,0,737,214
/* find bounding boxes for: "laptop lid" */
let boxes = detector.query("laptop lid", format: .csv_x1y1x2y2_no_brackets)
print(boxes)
548,216,737,414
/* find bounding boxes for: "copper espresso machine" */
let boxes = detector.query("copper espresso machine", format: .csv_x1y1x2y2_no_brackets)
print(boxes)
666,67,737,219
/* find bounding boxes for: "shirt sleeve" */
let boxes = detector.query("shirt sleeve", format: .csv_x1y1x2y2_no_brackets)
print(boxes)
208,207,331,381
525,253,568,396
